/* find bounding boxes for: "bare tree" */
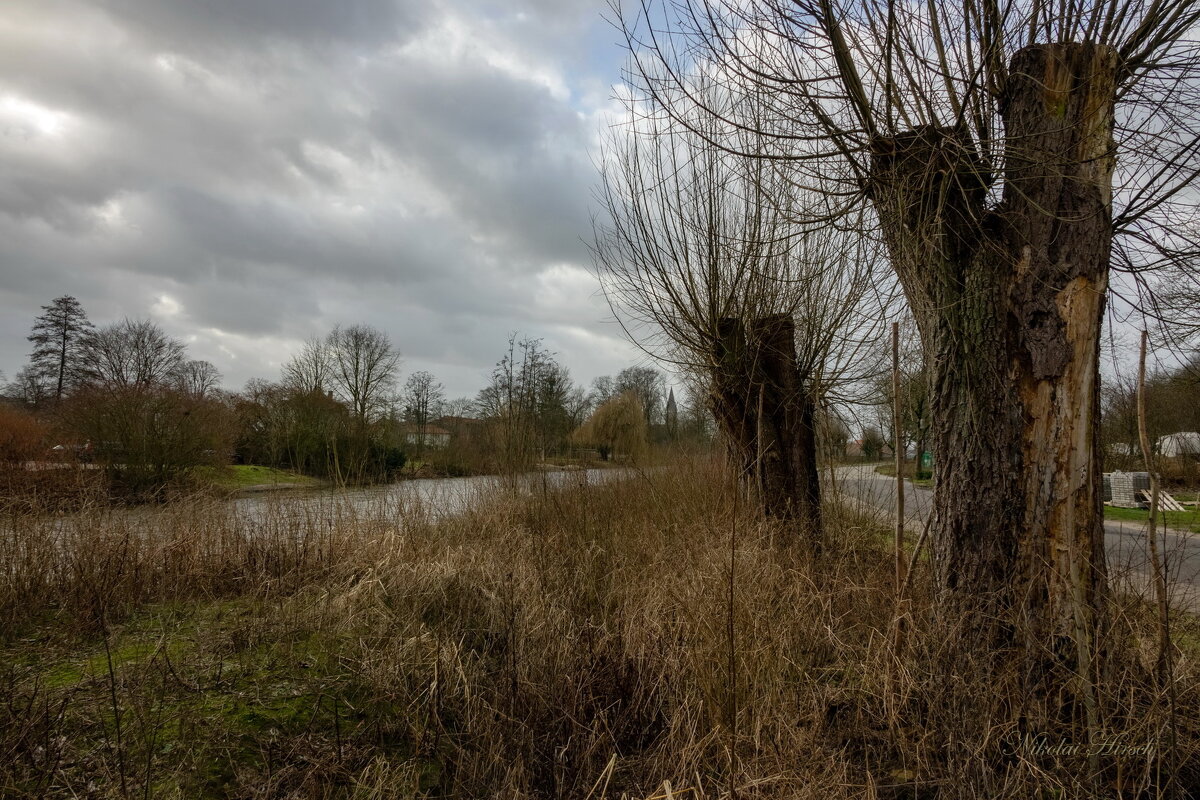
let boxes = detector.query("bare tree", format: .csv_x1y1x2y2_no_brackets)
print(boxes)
678,375,716,444
589,375,617,407
3,366,51,406
859,426,886,462
402,370,446,454
615,365,666,427
593,111,886,538
564,384,593,431
81,319,186,389
476,335,572,468
816,405,851,465
325,324,401,424
281,335,331,393
1103,357,1200,471
536,361,581,456
0,403,48,465
616,0,1200,659
237,378,354,480
442,396,477,419
175,359,222,398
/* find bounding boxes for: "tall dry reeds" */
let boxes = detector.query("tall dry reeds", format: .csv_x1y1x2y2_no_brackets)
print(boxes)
0,457,1196,798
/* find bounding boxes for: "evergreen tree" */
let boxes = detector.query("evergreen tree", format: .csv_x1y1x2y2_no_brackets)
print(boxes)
26,295,94,401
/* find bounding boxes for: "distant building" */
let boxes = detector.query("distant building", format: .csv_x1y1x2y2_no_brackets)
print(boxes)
400,423,451,449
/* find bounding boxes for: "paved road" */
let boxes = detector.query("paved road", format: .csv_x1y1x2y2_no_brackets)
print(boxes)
835,464,1200,612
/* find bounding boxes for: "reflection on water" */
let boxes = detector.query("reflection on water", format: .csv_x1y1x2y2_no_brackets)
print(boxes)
228,467,635,524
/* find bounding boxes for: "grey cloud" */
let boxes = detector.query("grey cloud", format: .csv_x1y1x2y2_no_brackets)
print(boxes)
0,0,640,397
95,0,427,51
366,58,595,263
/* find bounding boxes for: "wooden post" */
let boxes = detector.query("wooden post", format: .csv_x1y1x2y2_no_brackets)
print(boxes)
1137,329,1170,671
893,322,905,595
1137,329,1179,788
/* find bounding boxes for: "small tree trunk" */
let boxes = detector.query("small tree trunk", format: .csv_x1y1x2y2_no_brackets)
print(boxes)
710,315,822,542
870,43,1116,654
711,317,757,481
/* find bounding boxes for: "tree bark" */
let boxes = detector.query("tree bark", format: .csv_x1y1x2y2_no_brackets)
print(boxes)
710,314,823,542
869,43,1115,647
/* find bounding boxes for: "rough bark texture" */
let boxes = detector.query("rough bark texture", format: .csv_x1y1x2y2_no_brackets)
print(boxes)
868,43,1116,646
709,314,822,541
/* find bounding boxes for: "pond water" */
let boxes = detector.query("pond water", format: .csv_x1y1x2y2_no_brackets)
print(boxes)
227,467,637,524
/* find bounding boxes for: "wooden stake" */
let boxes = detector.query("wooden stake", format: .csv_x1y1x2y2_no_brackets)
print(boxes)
1137,330,1171,673
1137,329,1179,790
892,322,905,595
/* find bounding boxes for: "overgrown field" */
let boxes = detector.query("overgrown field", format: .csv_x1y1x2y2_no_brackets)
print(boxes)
1,459,1196,798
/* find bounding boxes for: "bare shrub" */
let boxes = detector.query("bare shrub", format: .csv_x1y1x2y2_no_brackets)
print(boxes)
0,405,48,465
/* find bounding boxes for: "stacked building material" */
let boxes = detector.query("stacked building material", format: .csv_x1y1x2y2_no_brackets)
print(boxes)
1108,471,1150,508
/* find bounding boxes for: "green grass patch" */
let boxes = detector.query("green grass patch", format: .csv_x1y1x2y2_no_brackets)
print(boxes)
873,462,934,489
1103,504,1200,533
197,464,323,490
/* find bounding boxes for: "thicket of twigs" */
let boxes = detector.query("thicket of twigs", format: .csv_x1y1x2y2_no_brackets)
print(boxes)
0,458,1196,798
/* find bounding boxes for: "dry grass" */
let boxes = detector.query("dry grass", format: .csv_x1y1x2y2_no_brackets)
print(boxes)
0,457,1196,798
0,465,106,515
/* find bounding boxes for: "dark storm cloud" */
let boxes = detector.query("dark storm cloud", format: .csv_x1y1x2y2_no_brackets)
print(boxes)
0,0,639,394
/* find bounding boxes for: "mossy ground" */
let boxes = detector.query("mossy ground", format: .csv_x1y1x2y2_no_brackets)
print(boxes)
1,598,442,798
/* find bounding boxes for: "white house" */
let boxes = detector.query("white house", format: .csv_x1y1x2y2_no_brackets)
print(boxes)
401,424,451,450
1158,431,1200,458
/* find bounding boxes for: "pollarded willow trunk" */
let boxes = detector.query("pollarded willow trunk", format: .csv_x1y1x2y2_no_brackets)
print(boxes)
710,314,823,542
869,43,1115,647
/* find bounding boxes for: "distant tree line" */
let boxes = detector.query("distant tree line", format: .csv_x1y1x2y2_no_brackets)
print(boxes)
4,297,236,497
1103,355,1200,477
1,295,715,498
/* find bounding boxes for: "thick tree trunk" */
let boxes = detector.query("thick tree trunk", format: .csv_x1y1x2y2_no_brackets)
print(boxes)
869,43,1116,647
709,314,823,541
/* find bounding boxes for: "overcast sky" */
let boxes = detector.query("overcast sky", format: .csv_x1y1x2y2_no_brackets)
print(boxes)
0,0,645,399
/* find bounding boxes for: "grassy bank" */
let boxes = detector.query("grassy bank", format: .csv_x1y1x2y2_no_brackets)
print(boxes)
873,461,933,488
197,464,325,491
1,458,1196,797
1104,504,1200,533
